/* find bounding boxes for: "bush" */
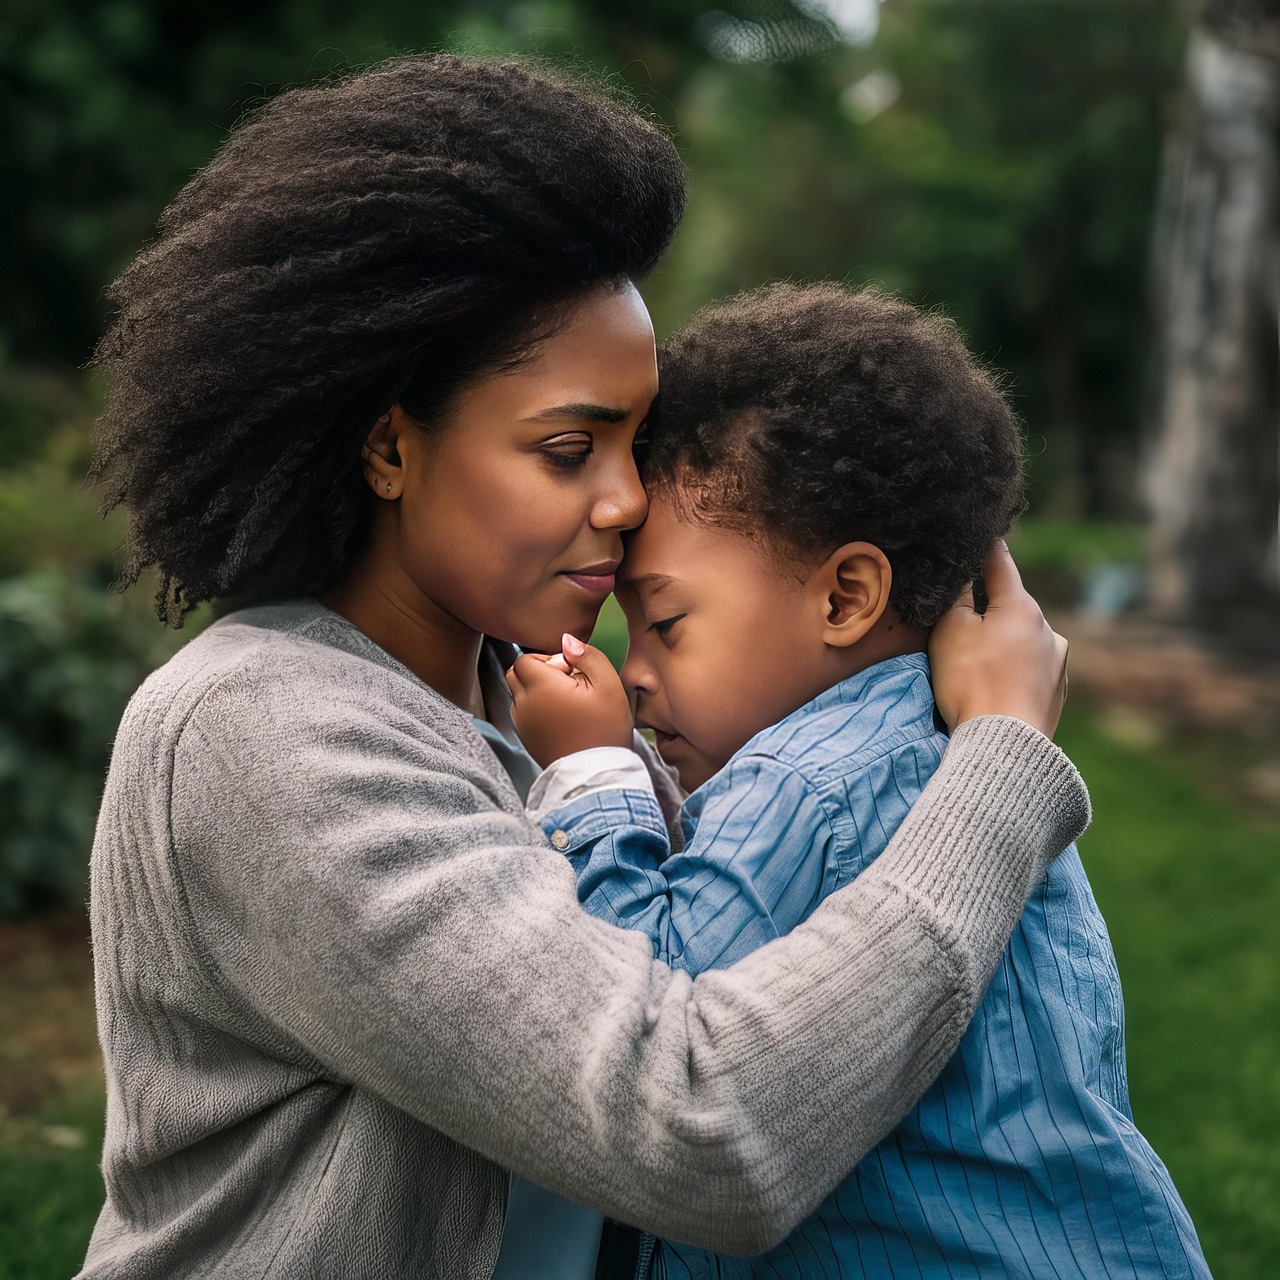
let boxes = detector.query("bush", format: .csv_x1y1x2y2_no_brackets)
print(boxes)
0,573,190,915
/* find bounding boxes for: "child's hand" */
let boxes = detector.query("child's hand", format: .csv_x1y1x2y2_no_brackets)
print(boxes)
507,634,635,768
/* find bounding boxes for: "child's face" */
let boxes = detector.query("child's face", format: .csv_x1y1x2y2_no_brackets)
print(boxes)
616,492,828,791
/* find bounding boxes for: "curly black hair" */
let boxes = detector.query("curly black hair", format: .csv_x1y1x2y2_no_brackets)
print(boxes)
648,283,1025,628
91,54,686,625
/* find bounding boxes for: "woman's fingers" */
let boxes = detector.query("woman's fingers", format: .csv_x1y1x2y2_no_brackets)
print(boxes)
929,541,1068,739
978,537,1025,603
950,577,977,615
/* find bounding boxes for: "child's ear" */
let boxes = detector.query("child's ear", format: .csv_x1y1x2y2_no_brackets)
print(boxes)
818,542,892,648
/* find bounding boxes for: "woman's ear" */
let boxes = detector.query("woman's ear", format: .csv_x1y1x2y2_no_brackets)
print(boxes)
819,542,892,648
361,405,415,500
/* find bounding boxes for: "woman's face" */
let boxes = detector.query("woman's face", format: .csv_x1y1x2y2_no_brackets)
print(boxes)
392,283,656,653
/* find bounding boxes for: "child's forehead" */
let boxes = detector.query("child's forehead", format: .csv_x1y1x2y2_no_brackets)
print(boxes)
620,489,787,592
622,491,717,573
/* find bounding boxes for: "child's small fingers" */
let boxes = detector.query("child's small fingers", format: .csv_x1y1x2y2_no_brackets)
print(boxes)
511,653,575,691
562,641,620,690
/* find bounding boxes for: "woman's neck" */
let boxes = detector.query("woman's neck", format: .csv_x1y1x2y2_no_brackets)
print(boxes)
320,559,486,717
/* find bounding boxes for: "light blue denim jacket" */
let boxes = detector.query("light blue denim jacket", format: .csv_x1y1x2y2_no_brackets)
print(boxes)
539,653,1211,1279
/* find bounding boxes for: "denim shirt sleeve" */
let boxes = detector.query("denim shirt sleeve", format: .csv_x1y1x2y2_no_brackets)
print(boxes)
537,754,838,975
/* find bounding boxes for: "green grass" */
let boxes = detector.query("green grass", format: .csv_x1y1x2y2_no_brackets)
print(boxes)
0,1081,105,1279
1056,702,1280,1275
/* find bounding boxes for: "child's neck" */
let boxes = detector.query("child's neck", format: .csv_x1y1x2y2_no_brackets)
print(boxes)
820,611,931,691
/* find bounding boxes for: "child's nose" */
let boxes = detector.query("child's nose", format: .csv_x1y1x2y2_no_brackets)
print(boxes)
619,648,653,696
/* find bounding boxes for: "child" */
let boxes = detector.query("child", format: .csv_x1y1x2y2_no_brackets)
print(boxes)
507,283,1210,1278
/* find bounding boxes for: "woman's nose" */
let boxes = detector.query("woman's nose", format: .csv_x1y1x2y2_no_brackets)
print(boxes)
592,454,648,531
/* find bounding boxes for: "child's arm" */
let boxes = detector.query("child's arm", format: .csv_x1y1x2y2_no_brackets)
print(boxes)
532,752,835,974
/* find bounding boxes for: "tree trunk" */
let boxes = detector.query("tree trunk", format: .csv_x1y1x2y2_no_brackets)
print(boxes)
1145,4,1280,633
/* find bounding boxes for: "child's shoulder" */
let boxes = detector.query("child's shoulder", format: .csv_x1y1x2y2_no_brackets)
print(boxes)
738,652,946,790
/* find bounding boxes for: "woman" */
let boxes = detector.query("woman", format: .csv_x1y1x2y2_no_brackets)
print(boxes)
82,55,1086,1278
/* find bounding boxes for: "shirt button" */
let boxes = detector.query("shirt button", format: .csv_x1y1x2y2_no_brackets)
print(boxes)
550,830,571,851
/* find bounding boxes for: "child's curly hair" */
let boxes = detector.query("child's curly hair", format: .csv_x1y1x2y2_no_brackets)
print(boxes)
648,282,1025,628
91,54,686,625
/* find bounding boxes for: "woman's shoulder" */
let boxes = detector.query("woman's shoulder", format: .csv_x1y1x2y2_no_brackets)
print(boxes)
120,598,472,758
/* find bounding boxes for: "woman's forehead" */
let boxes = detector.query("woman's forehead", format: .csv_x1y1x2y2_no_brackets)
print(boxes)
451,288,658,425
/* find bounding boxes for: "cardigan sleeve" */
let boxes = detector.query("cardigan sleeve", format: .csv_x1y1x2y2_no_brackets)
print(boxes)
168,651,1088,1256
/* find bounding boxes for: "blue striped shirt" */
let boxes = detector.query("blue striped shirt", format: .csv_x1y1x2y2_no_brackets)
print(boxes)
539,653,1210,1278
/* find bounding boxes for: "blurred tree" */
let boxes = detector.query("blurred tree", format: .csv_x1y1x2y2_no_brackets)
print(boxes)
0,0,459,367
1146,0,1280,631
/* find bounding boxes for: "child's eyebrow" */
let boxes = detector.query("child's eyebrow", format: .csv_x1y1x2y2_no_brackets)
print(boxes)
617,571,676,595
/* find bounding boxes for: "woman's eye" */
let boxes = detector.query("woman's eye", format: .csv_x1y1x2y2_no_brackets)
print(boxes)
649,614,685,638
542,445,592,469
539,432,593,469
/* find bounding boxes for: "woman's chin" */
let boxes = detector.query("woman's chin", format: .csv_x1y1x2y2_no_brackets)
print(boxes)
492,611,596,656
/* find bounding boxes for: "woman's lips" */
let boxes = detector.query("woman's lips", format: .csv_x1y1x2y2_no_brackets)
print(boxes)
560,564,618,595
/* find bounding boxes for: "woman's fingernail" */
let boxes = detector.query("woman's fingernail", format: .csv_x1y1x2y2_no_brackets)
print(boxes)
563,633,586,658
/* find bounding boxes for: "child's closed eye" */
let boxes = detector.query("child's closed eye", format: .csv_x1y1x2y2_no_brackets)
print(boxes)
648,614,685,638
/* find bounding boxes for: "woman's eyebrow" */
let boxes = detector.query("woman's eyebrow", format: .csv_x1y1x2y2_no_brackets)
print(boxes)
522,403,630,424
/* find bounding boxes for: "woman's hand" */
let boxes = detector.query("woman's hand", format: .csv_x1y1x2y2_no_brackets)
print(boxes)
507,634,635,769
929,540,1068,739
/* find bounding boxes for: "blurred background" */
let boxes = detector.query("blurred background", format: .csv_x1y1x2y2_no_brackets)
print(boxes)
1,0,1277,1274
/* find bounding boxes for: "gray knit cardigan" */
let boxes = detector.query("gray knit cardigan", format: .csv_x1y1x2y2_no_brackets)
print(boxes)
80,600,1090,1279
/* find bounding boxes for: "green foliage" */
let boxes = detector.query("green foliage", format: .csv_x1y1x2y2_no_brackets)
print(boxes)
0,0,1187,513
0,573,193,915
1010,517,1145,574
659,1,1185,513
0,418,125,581
589,592,629,669
1007,517,1146,608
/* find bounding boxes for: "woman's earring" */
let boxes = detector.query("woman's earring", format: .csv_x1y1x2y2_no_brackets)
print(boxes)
385,482,392,494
